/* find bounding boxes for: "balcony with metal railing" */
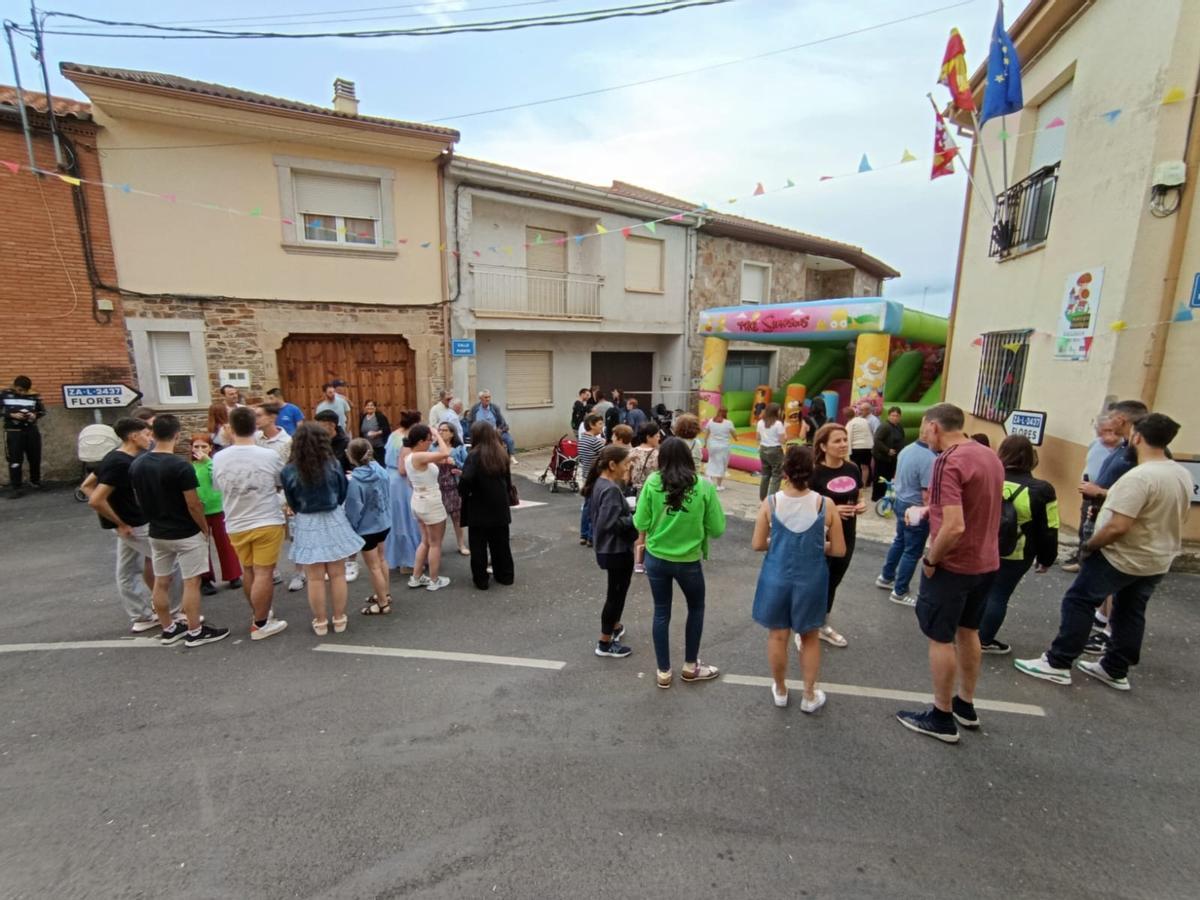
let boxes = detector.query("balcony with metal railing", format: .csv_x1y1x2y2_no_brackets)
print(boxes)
989,162,1061,259
470,263,604,320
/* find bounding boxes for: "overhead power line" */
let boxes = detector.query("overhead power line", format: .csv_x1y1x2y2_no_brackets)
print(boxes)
30,0,734,39
430,0,980,121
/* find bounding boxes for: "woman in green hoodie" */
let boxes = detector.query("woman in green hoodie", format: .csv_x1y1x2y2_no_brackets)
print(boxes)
633,437,726,688
190,434,242,595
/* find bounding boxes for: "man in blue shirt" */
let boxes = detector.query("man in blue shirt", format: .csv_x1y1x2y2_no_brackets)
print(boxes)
465,389,515,456
876,421,936,606
266,388,305,436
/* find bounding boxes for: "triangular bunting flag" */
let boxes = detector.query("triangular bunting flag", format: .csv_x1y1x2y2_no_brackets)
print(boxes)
438,243,446,252
281,218,294,225
620,227,631,238
727,197,738,204
534,232,543,244
819,176,833,181
595,223,608,234
858,154,872,173
644,221,657,234
161,193,176,203
753,183,765,196
669,214,684,222
119,183,131,193
0,160,19,174
970,337,984,347
249,207,262,217
502,246,513,255
900,149,917,163
553,237,566,246
397,238,408,244
1102,109,1122,123
420,242,431,248
1001,341,1022,352
1045,117,1065,129
382,239,392,246
1173,307,1194,322
785,178,795,188
57,174,81,186
998,129,1010,141
574,235,584,245
1162,86,1186,105
1110,320,1127,331
337,226,347,235
473,250,481,257
451,250,460,258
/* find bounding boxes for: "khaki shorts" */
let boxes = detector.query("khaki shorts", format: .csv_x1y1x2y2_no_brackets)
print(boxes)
229,524,287,568
150,532,209,579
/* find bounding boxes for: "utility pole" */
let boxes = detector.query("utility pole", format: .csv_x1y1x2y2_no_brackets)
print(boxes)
3,22,37,170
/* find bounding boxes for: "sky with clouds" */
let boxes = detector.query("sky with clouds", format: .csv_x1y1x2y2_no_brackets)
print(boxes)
18,0,1030,314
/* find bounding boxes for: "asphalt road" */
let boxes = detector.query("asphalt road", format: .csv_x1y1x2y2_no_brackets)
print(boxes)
1,479,1198,900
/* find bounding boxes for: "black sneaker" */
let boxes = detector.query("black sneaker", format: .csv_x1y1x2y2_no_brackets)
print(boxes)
159,621,189,646
1083,631,1111,656
184,623,230,648
595,640,632,658
980,639,1011,655
952,695,980,729
201,581,218,596
895,707,960,744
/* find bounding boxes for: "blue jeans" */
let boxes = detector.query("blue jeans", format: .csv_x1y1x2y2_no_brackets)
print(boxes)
880,499,929,596
580,496,592,541
1046,553,1163,678
499,430,516,455
644,552,706,672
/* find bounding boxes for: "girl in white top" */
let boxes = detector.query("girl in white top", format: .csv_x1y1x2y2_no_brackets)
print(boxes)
844,406,875,488
756,402,787,500
703,407,738,491
405,424,452,592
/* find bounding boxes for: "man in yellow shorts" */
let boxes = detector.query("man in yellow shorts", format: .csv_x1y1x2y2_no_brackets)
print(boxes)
212,407,288,640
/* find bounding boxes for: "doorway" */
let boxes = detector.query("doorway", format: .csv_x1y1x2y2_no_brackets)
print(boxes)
277,334,417,421
591,351,654,411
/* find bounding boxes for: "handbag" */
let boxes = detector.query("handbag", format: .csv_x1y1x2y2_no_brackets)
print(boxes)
507,476,520,507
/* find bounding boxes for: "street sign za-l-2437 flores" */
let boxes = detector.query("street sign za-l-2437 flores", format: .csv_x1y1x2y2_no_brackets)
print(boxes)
61,384,142,410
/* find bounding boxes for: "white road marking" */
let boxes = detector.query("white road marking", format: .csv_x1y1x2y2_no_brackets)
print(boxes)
0,639,162,653
721,674,1046,717
512,499,547,509
315,643,565,671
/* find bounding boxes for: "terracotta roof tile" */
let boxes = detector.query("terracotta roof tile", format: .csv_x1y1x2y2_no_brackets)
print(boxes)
60,63,458,140
0,85,91,119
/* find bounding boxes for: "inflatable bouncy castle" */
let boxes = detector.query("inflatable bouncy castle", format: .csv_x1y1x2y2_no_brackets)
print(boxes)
696,298,948,475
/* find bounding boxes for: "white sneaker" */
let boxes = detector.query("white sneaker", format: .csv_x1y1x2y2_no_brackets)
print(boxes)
287,573,305,592
800,689,827,714
771,683,788,707
1014,654,1072,685
251,618,288,641
130,618,160,634
874,575,895,590
426,576,450,592
1076,659,1131,691
345,561,359,583
889,591,917,607
407,574,431,589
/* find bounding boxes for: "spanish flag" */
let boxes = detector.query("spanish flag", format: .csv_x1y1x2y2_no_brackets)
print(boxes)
938,28,975,112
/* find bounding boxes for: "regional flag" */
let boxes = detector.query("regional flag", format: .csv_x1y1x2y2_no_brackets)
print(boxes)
931,106,958,180
980,2,1024,125
938,28,974,111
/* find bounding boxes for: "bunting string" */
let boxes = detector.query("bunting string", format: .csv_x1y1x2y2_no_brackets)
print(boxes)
0,83,1191,257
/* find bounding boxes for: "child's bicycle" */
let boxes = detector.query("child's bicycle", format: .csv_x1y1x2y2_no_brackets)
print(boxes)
874,477,897,518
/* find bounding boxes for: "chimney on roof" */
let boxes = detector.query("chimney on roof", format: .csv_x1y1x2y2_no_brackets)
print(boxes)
332,78,358,115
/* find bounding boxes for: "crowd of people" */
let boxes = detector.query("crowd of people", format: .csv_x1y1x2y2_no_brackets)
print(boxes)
36,369,1194,741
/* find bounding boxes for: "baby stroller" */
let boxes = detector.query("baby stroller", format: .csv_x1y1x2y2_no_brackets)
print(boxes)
74,422,121,502
537,435,579,493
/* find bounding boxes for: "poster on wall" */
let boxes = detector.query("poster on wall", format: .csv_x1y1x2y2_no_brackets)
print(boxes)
1054,267,1104,360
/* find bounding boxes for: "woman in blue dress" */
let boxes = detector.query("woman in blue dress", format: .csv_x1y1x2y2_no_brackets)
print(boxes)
751,445,846,712
384,410,423,573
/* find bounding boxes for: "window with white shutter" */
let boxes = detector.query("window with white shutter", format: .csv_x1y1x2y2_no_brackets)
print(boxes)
293,172,382,246
505,350,553,409
740,261,770,304
150,331,198,403
625,236,664,293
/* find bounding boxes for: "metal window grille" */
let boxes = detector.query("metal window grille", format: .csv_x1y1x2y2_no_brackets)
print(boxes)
989,163,1060,259
972,330,1031,423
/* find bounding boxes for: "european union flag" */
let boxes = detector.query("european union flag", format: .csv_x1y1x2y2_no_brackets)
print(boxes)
979,3,1023,126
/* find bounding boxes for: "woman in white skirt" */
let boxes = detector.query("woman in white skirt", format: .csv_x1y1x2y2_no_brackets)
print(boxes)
702,406,737,491
404,424,453,592
281,423,365,635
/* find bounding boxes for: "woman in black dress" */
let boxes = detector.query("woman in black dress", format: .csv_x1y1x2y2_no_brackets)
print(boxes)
457,422,516,590
809,422,866,649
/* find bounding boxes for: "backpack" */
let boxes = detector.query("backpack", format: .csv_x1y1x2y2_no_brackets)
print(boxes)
77,423,120,464
998,483,1027,557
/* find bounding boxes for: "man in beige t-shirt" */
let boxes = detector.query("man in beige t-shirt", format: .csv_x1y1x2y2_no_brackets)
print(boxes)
1016,413,1191,691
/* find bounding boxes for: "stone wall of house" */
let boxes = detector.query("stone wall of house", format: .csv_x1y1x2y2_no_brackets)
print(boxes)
687,234,884,401
120,295,446,437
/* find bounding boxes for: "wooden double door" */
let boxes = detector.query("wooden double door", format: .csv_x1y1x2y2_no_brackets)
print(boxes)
277,334,417,423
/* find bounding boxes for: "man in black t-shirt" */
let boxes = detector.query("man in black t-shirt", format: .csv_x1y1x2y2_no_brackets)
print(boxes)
129,414,228,648
83,417,163,634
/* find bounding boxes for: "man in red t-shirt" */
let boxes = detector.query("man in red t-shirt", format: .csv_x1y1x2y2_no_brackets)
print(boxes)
896,403,1004,744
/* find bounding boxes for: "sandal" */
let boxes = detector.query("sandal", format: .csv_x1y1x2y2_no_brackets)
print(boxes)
331,615,348,634
312,618,329,636
361,594,393,615
681,661,720,682
819,625,848,648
